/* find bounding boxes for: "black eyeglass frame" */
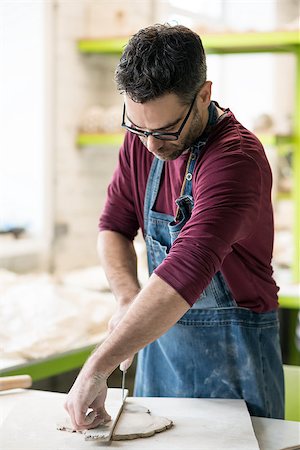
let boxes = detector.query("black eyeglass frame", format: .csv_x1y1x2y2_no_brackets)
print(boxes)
121,94,197,141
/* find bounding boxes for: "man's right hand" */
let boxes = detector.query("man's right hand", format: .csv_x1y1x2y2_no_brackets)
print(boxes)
108,304,135,371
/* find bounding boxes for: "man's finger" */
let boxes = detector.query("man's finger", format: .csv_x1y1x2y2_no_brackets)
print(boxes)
84,410,97,425
83,405,111,430
85,417,105,430
73,405,91,430
64,402,79,431
120,355,134,371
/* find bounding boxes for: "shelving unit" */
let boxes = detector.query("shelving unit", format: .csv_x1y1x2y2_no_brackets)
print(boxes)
77,30,300,285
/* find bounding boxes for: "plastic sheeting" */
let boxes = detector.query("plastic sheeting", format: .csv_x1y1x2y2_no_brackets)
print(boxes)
0,268,116,370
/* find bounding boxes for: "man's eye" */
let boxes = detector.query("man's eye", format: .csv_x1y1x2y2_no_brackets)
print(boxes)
157,127,172,133
132,124,143,131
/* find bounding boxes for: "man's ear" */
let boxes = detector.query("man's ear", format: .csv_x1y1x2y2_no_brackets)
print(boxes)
198,81,212,108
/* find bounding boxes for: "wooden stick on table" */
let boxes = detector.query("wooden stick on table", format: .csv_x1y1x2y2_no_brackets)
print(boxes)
0,375,32,391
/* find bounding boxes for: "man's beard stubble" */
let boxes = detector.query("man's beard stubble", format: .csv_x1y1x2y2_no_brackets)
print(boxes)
158,108,204,161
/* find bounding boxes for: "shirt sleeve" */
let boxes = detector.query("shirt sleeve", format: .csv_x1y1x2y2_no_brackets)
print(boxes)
154,150,262,306
99,133,140,241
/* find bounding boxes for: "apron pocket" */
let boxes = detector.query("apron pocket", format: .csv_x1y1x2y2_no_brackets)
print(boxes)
145,235,168,272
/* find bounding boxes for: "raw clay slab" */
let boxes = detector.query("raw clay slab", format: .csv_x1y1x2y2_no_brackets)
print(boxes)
58,400,173,441
114,401,173,440
0,390,260,449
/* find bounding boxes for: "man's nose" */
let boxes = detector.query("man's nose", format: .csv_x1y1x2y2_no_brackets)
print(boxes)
145,135,163,154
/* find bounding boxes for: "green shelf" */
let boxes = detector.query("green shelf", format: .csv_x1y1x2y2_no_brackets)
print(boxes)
78,30,300,55
202,30,300,54
78,37,128,54
258,134,295,147
77,132,295,156
279,294,300,310
0,344,96,381
76,133,124,147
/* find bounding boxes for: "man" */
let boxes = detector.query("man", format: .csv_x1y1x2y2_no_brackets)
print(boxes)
65,24,284,430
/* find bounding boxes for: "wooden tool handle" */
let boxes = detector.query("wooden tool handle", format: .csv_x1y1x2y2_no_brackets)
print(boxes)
0,375,32,391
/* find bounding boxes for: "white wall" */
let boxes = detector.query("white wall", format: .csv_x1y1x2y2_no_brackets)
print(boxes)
0,3,46,236
51,0,154,272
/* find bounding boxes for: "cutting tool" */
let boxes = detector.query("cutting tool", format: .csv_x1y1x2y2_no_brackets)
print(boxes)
121,369,127,402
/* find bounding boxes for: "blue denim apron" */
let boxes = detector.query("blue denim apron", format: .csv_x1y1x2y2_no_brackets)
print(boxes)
134,102,284,419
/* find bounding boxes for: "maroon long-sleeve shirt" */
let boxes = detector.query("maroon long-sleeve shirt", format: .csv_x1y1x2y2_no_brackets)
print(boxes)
99,110,279,312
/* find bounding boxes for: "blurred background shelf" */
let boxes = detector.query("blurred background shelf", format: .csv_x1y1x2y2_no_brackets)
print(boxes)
0,345,96,381
76,132,124,147
78,30,300,54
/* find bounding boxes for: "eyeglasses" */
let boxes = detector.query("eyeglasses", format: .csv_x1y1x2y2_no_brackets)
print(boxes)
121,94,197,141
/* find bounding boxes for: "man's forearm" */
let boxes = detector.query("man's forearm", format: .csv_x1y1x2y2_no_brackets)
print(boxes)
87,273,190,377
97,230,141,305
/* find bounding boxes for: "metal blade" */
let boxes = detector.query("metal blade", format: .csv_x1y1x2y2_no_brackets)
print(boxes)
121,370,127,402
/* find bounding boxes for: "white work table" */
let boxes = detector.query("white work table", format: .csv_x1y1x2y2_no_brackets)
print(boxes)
0,390,299,450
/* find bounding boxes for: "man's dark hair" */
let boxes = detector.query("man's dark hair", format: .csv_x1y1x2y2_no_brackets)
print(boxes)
115,24,207,104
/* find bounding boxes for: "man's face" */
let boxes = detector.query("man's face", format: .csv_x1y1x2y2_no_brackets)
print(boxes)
124,87,211,161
